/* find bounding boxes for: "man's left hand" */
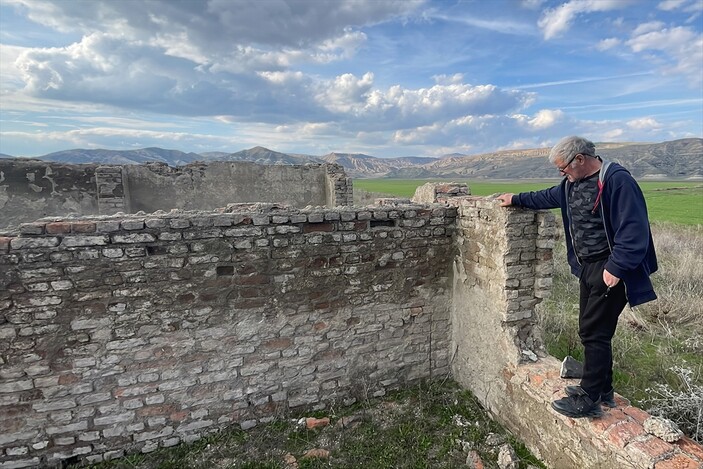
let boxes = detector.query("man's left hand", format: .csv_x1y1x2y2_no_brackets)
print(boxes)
603,269,620,288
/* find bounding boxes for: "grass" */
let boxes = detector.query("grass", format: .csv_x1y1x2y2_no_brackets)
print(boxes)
538,222,703,441
75,380,545,469
74,180,701,467
354,179,703,441
353,179,703,225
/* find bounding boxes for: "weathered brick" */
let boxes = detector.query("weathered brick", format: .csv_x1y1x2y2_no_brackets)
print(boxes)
71,221,97,233
61,235,109,247
10,237,60,249
0,236,12,254
94,412,135,426
18,223,44,235
0,380,34,393
45,421,89,435
112,233,157,243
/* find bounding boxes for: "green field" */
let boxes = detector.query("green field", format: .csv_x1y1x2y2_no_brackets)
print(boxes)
353,179,703,225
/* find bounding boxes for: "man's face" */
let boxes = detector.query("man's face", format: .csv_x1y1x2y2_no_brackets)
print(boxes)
556,153,583,182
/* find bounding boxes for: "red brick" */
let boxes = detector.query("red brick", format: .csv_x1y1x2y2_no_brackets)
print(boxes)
528,373,546,387
137,404,177,418
71,221,96,233
0,236,11,253
305,417,330,429
675,437,703,462
622,405,650,425
627,436,676,465
169,410,188,422
605,421,646,448
466,450,485,469
261,337,293,350
612,394,630,407
303,222,335,233
590,408,627,432
654,454,701,469
58,373,81,385
45,222,72,234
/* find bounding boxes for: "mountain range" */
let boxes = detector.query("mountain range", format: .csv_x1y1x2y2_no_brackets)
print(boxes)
3,138,701,179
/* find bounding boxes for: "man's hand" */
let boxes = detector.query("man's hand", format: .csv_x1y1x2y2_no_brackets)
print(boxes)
496,193,514,207
603,269,620,288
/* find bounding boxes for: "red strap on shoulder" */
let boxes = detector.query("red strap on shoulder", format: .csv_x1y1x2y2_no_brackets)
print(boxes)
592,179,603,214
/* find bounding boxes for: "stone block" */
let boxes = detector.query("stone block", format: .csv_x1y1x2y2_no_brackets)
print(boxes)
11,237,60,249
61,235,110,247
112,233,157,244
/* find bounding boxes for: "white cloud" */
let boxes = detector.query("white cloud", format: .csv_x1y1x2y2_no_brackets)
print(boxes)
317,72,375,113
6,0,421,56
538,0,629,40
627,117,661,130
603,129,624,139
521,0,547,10
658,0,688,10
626,24,703,86
527,109,564,129
0,44,28,89
596,38,621,51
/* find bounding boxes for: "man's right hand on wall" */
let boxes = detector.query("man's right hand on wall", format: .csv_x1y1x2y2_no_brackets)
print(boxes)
496,193,514,207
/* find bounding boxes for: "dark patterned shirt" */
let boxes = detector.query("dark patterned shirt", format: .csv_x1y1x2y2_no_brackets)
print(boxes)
569,171,610,260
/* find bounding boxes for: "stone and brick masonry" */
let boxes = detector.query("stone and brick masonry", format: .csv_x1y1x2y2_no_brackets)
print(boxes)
0,203,455,467
1,184,701,468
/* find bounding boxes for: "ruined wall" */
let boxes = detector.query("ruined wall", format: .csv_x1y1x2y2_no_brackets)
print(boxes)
0,160,353,231
124,162,351,213
450,196,554,402
448,195,703,469
0,204,454,467
0,160,103,231
2,183,701,468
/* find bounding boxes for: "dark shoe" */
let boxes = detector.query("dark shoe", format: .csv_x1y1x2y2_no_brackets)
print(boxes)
565,385,617,408
552,387,603,418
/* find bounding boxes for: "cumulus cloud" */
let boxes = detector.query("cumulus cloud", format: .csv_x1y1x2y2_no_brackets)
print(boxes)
5,0,431,121
627,117,661,130
6,0,420,55
538,0,628,40
626,22,703,86
527,109,564,129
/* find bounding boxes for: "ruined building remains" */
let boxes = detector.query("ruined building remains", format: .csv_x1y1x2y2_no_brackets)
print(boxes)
1,162,701,469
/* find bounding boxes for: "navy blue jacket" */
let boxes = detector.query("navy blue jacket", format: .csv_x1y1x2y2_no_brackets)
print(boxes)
512,162,658,306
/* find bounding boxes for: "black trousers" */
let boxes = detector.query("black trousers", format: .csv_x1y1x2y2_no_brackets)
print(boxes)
578,258,628,401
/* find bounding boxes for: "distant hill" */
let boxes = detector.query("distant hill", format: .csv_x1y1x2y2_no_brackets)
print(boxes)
38,147,202,166
8,138,702,179
321,152,438,177
389,138,702,179
216,146,321,165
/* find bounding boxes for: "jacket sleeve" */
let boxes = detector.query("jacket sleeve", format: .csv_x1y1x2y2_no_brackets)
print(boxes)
603,174,651,278
512,184,562,210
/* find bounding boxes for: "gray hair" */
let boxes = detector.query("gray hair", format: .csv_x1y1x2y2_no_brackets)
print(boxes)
548,136,596,164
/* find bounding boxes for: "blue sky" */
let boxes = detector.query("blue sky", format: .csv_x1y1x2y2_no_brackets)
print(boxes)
0,0,701,158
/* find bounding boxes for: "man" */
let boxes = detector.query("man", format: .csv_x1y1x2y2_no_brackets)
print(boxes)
496,136,658,418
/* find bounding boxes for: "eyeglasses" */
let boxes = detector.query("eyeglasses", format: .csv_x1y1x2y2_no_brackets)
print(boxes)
557,153,581,173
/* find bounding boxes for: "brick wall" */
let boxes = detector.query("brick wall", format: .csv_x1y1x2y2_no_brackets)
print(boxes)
2,194,701,468
0,160,353,232
0,204,455,467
